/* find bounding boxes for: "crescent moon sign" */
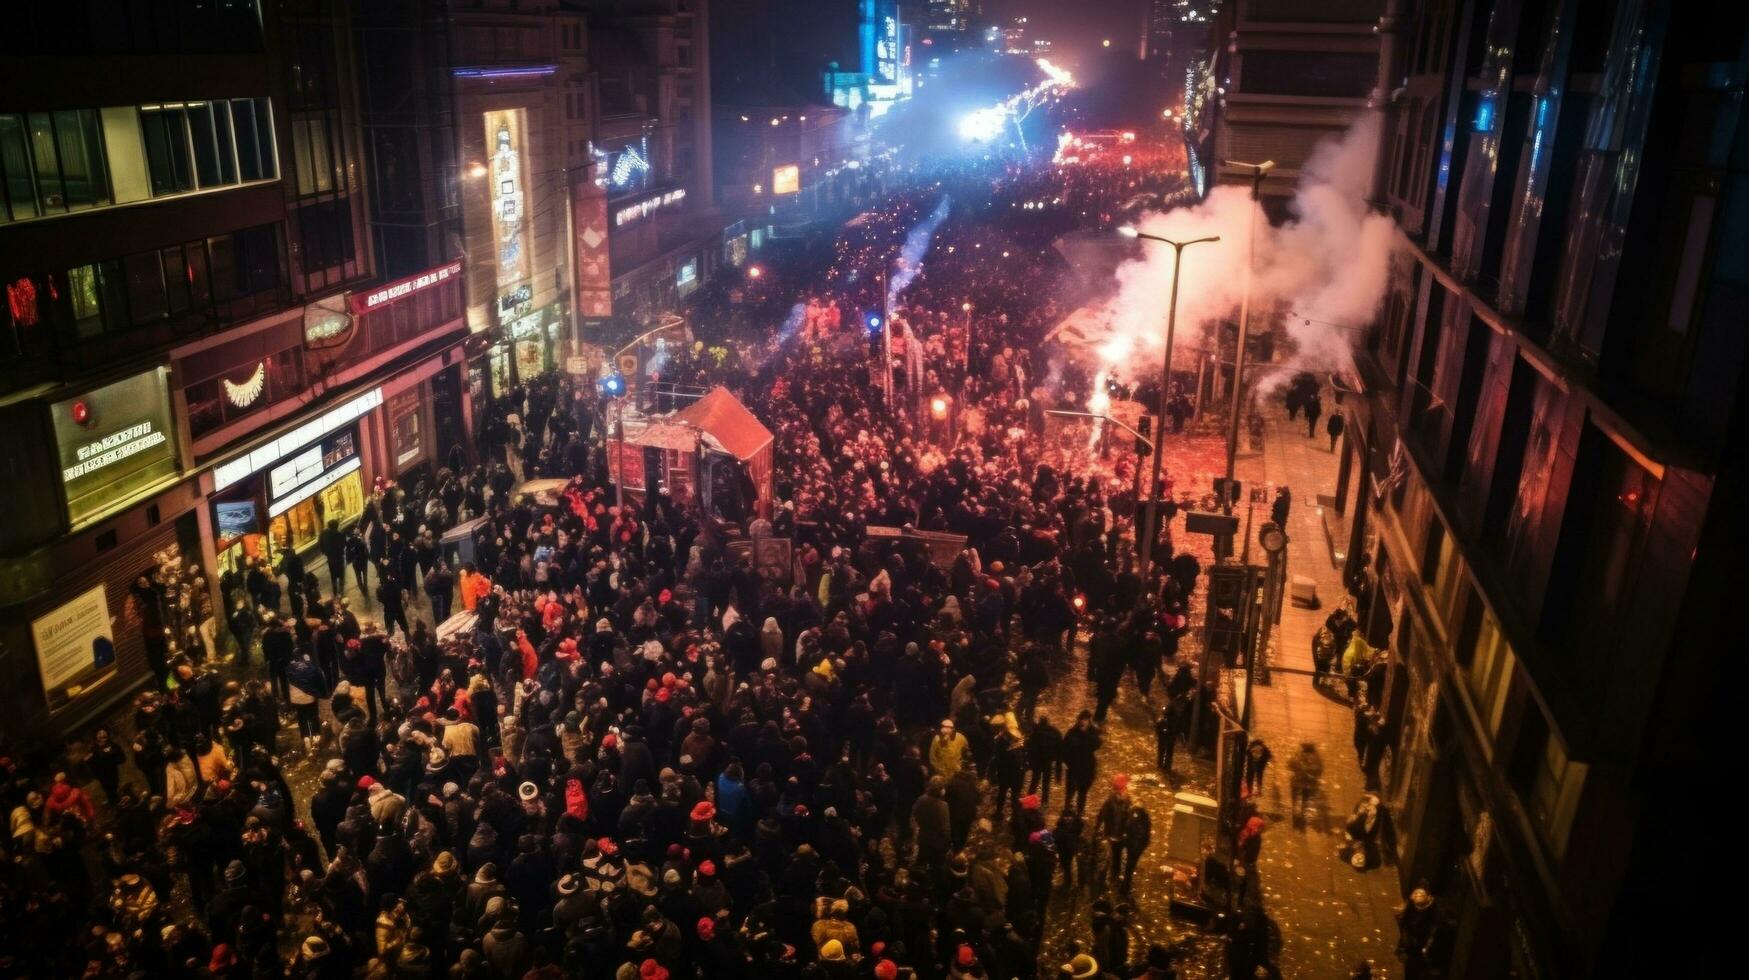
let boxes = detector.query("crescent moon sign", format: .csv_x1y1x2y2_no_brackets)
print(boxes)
223,361,267,408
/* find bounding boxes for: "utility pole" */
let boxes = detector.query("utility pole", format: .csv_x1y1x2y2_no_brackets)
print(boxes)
1119,228,1220,580
1221,159,1274,523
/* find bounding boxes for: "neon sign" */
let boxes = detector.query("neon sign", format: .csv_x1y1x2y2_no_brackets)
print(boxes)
614,188,686,226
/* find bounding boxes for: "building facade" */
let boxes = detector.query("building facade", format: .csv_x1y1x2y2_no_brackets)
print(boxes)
1338,0,1749,975
0,0,472,737
1212,0,1385,204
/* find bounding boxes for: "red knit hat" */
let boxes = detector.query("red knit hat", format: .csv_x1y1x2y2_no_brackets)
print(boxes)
639,959,668,980
875,960,899,980
957,943,976,967
690,801,716,822
356,775,375,791
1112,773,1130,793
1020,793,1041,810
696,916,716,941
697,859,716,877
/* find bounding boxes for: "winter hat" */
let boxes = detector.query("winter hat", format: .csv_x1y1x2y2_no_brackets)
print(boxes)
820,939,846,962
874,960,899,980
639,959,668,980
690,801,716,822
956,944,977,967
356,775,376,792
1112,773,1130,793
1064,953,1100,979
1020,793,1041,810
697,860,716,878
696,916,716,941
597,837,619,855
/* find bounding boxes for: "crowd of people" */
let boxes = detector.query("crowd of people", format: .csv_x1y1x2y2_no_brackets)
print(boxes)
1,136,1393,980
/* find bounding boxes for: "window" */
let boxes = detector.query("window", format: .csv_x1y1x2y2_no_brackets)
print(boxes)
122,250,168,325
293,116,335,196
1459,598,1515,744
1508,706,1585,858
141,100,275,198
0,110,110,220
141,106,194,195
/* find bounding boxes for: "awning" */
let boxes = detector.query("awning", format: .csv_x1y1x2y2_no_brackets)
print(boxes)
672,387,773,461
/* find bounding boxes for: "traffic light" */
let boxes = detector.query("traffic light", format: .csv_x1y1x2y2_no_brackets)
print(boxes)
1136,413,1153,457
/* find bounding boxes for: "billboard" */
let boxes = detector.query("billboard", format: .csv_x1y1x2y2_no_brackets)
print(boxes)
772,164,800,196
484,109,531,326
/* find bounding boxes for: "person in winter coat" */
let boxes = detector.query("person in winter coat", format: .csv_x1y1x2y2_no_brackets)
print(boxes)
910,779,952,871
1025,713,1062,805
286,654,329,750
1288,742,1325,823
1120,805,1151,892
928,719,969,777
1061,711,1102,814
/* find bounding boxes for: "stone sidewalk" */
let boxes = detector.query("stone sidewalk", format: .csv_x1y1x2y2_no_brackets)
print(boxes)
1230,404,1405,978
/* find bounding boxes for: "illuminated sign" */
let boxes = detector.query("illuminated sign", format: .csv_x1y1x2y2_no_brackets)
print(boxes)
351,261,462,315
62,421,167,483
268,428,359,516
213,386,383,491
772,165,800,196
222,362,267,408
304,294,355,348
878,13,900,82
614,188,687,226
677,261,697,287
53,368,179,526
484,109,531,325
611,145,651,189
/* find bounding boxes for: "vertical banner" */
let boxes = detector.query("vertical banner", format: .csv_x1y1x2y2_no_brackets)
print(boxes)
576,183,613,318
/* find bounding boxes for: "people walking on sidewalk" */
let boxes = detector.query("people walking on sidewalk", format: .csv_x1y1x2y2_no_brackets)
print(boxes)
1288,742,1324,827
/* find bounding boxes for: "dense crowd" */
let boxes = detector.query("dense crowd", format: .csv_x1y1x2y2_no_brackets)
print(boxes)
1,144,1299,980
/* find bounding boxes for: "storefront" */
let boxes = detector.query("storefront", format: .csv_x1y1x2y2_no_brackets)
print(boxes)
470,303,566,401
208,386,382,574
0,364,202,735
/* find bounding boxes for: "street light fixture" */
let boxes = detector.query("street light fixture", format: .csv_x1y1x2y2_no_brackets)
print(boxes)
1122,227,1221,581
1219,158,1273,525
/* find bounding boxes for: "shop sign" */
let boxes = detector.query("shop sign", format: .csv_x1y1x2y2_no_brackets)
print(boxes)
350,261,463,315
215,501,259,546
32,583,116,708
304,294,356,349
214,386,382,492
510,306,548,340
614,188,686,227
53,368,179,526
268,428,360,518
772,164,800,196
485,108,532,323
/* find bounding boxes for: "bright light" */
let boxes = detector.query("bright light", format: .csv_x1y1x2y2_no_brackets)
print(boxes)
959,106,1007,142
747,266,763,279
468,162,488,178
961,302,973,312
770,118,780,126
1122,154,1133,166
1102,39,1112,47
1117,226,1139,238
931,397,950,419
1121,131,1136,142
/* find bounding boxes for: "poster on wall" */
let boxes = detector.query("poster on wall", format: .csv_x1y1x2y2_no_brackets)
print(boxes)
485,108,532,326
391,389,423,470
772,164,800,196
32,583,117,709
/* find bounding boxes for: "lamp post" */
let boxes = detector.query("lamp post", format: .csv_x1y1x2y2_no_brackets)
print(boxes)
1118,226,1220,581
1220,159,1273,520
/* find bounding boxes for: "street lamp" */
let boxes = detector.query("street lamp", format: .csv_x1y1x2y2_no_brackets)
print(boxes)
1220,158,1273,522
1119,226,1221,581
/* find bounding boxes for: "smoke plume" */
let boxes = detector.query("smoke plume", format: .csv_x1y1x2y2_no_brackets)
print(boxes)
1082,116,1399,395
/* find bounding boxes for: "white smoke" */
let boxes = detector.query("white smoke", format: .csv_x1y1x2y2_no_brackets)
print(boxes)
1082,115,1399,397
